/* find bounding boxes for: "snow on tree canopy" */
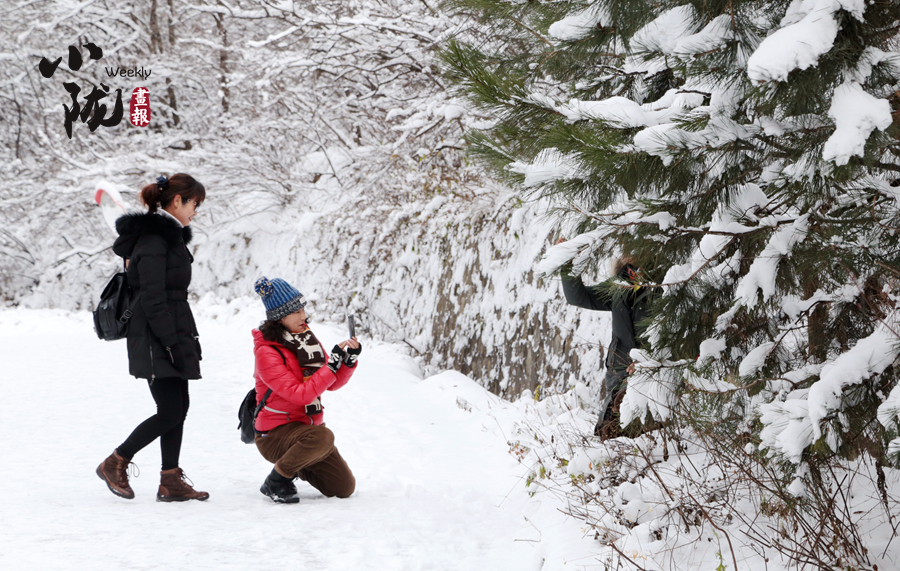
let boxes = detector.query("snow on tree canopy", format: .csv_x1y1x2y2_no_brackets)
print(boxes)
508,148,578,188
822,81,893,165
746,4,839,82
747,0,869,83
733,215,810,307
444,0,900,477
547,4,610,42
761,325,899,462
627,5,697,75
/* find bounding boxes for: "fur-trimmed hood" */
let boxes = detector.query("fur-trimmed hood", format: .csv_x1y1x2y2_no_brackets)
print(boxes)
112,211,193,258
610,257,636,280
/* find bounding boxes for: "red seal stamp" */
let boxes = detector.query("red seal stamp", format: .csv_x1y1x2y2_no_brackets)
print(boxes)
129,87,150,127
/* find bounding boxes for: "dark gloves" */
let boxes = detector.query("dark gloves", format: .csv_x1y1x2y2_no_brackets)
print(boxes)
166,344,186,371
343,343,361,368
327,345,346,374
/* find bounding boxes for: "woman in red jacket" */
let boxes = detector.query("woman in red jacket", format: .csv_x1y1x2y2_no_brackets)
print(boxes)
252,277,360,503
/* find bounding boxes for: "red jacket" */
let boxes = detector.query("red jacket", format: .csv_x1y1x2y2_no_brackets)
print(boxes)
252,328,354,431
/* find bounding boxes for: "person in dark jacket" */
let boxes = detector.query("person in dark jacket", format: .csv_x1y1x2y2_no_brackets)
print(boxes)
252,277,360,503
96,174,209,502
561,255,650,440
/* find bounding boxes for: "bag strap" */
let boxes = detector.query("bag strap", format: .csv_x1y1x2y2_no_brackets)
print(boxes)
272,345,287,367
253,346,288,419
118,257,139,325
253,389,273,419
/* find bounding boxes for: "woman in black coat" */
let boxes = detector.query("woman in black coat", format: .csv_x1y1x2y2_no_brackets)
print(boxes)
96,174,209,502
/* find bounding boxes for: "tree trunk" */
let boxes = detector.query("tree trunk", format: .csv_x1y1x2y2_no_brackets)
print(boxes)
215,14,230,113
149,0,161,54
167,0,176,47
805,276,827,362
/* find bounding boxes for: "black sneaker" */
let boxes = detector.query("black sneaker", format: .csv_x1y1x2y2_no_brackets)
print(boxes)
260,468,300,504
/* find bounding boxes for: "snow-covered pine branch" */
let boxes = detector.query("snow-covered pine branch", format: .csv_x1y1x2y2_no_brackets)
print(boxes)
445,0,900,469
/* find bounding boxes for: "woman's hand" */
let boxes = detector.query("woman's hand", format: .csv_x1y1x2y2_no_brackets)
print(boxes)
327,345,346,373
327,339,362,372
340,337,362,367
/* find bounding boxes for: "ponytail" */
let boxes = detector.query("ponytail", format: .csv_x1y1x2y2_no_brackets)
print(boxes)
140,182,164,213
139,174,206,213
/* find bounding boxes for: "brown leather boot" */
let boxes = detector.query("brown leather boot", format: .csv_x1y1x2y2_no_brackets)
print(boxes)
157,468,209,502
96,450,136,499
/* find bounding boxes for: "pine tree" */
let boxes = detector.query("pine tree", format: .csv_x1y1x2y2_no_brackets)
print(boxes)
441,0,900,466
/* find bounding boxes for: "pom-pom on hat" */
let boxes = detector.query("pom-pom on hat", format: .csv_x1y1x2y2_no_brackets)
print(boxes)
254,276,307,321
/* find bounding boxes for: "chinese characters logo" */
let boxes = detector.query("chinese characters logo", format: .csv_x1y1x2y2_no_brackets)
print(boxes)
130,87,151,127
38,43,124,139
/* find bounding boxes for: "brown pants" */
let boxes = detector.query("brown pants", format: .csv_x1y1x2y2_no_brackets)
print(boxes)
255,422,355,498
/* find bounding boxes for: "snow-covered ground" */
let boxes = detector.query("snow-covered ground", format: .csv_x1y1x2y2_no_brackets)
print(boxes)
0,301,596,570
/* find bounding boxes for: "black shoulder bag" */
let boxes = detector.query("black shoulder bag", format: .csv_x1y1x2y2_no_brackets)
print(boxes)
238,346,285,444
93,259,137,341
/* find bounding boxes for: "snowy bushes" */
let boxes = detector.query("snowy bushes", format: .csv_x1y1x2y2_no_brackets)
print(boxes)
510,391,900,570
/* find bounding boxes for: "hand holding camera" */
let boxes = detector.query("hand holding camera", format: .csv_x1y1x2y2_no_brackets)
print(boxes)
341,338,361,368
339,315,361,368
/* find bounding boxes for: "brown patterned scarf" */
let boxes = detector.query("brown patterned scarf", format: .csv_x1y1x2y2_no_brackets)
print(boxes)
278,323,327,415
279,324,326,377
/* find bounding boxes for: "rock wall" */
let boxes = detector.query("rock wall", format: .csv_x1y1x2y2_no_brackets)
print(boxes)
193,189,612,401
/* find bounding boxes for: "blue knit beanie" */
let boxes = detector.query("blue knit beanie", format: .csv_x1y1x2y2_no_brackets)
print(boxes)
254,276,307,321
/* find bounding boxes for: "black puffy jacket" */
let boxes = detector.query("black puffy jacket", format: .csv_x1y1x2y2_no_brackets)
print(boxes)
562,263,650,374
113,212,201,380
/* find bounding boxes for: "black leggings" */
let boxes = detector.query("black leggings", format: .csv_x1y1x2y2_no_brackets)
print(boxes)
117,377,190,471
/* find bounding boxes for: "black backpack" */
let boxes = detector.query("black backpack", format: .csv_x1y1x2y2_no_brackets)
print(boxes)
93,259,136,341
238,346,284,444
